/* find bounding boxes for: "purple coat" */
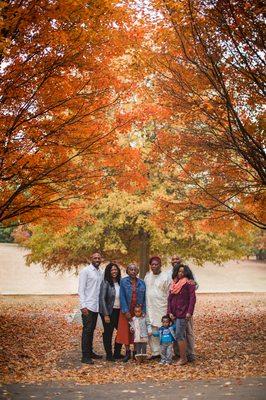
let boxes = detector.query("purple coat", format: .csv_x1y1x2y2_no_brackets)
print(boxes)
167,282,196,318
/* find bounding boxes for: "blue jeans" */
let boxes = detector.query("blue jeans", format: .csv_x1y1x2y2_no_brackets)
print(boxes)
160,343,173,363
175,318,186,341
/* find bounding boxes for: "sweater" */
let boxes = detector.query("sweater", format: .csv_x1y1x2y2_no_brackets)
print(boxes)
167,282,196,318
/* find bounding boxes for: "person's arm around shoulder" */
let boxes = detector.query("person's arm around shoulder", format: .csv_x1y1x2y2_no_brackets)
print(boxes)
78,267,89,315
186,283,196,320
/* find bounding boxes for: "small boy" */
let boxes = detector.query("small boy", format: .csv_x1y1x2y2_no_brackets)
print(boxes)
130,305,152,363
154,315,176,365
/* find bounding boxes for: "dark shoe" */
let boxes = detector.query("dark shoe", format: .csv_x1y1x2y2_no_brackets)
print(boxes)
148,355,161,360
81,357,94,365
122,350,131,363
106,356,116,362
187,355,196,362
113,342,123,359
90,352,102,359
114,354,124,360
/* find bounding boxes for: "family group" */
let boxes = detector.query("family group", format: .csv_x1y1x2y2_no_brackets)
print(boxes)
78,253,197,367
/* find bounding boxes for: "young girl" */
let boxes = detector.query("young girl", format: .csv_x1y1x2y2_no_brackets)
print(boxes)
130,305,152,363
168,264,196,366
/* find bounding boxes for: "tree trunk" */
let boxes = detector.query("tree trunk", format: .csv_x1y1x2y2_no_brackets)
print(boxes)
139,228,150,279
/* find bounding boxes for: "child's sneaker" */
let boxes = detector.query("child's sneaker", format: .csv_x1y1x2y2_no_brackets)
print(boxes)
159,360,165,365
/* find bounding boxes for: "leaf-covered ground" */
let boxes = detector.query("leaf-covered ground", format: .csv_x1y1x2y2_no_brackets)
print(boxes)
0,293,265,384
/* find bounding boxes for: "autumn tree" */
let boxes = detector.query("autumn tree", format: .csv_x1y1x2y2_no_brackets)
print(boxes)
142,0,265,229
14,185,255,278
0,0,143,226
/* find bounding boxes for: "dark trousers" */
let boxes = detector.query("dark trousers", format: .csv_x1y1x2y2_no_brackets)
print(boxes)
81,310,98,359
135,342,147,355
100,308,122,357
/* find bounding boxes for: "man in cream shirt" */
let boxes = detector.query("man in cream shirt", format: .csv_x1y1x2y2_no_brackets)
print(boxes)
78,252,103,364
144,256,171,359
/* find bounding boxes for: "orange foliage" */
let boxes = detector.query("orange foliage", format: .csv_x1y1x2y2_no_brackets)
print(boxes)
0,0,147,225
1,294,265,383
143,0,265,229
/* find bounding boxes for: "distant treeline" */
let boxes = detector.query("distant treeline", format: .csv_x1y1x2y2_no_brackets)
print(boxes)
0,225,14,243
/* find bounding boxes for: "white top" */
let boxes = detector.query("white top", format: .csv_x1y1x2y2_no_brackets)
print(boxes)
78,264,103,312
113,282,120,309
130,316,149,343
144,270,172,327
166,267,174,280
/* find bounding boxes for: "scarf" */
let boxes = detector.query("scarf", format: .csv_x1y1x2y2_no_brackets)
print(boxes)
170,277,188,294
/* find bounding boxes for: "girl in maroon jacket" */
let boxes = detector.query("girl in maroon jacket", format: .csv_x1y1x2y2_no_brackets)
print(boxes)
168,264,196,366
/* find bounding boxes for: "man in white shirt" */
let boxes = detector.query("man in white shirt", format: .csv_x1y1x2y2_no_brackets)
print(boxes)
78,252,103,364
144,256,171,360
169,255,197,362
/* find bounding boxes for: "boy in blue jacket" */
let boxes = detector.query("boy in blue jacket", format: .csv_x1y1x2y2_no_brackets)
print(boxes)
153,315,176,365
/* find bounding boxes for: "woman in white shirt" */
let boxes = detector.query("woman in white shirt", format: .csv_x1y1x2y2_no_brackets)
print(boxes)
99,262,122,361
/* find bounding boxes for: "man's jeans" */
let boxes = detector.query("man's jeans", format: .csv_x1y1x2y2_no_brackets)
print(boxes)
160,342,173,363
81,310,98,358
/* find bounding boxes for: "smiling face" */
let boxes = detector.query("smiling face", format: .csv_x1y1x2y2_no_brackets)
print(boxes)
110,265,119,279
150,259,161,275
91,253,102,268
127,264,139,278
178,266,185,279
171,255,181,268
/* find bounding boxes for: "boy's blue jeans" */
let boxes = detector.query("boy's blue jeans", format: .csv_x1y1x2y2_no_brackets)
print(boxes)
160,342,173,363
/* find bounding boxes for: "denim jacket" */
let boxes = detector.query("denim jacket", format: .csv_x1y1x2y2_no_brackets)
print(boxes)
120,276,146,314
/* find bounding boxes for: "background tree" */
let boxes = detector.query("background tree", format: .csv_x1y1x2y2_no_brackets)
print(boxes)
15,187,254,277
0,0,141,226
143,0,265,229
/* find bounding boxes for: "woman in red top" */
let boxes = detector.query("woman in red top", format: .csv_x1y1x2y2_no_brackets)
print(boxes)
168,264,196,366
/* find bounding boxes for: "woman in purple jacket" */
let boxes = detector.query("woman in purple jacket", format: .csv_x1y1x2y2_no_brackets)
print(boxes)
168,264,196,366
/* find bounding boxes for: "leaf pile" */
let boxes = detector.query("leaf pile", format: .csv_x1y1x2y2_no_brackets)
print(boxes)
0,293,265,384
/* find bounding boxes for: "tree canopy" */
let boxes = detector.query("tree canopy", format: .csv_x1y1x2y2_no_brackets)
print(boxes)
1,0,265,272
